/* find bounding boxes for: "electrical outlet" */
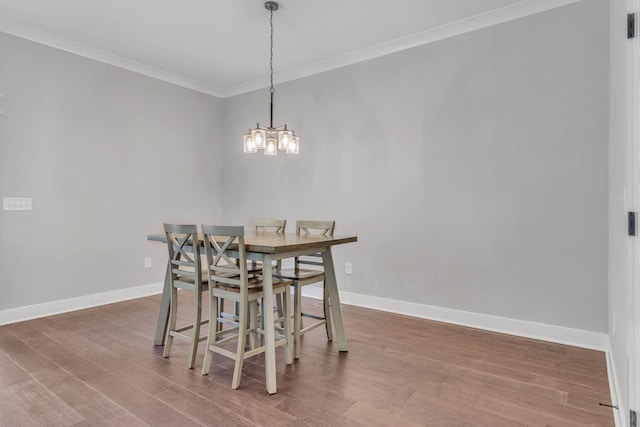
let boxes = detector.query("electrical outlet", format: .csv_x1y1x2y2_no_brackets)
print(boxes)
144,257,152,268
345,262,352,275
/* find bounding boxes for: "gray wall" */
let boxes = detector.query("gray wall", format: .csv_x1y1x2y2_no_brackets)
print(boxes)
222,0,609,332
0,0,609,337
0,32,223,310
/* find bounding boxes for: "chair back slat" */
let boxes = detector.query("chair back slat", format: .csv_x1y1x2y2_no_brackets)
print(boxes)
171,268,198,277
171,259,197,268
296,220,335,236
255,219,286,233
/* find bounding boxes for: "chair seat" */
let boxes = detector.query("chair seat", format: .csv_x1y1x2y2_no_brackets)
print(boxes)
179,272,210,282
173,274,209,291
273,268,325,282
213,277,291,293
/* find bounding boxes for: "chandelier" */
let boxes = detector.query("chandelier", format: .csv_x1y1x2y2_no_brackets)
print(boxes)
243,1,299,155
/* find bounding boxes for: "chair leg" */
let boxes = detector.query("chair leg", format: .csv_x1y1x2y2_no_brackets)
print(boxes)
187,291,202,369
275,294,284,329
163,285,178,358
293,283,302,359
298,294,305,331
217,297,223,333
323,283,333,341
232,299,248,390
283,286,293,365
249,301,258,349
201,293,217,375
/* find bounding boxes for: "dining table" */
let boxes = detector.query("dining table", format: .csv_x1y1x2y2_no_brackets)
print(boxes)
147,230,357,394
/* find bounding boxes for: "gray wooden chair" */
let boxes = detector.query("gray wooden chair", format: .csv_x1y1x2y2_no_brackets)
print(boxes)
248,219,288,325
273,220,335,359
249,219,286,274
200,224,292,389
162,223,209,369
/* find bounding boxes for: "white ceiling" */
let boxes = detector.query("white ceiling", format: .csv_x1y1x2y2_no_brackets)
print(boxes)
0,0,580,97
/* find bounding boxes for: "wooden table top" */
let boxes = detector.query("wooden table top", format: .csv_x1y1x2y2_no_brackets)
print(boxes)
147,231,357,254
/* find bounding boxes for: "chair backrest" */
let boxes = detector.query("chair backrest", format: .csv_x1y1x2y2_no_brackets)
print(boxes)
295,220,335,268
255,219,286,233
296,220,335,236
201,224,247,290
163,223,203,290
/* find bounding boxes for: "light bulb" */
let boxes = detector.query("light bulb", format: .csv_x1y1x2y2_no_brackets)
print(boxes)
243,133,257,153
265,137,277,156
278,129,292,150
286,135,299,154
251,128,266,149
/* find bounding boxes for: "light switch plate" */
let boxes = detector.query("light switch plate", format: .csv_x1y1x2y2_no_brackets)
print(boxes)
3,197,33,211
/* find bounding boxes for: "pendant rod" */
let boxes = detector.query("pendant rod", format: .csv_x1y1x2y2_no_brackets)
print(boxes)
269,6,274,129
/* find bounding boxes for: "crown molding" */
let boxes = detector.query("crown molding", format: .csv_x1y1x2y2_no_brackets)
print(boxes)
0,17,224,97
221,0,583,97
0,0,582,99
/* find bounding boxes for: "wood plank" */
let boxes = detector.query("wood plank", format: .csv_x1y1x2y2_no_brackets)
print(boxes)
473,393,613,427
82,371,203,426
75,400,148,427
0,352,32,388
0,389,35,427
3,379,85,426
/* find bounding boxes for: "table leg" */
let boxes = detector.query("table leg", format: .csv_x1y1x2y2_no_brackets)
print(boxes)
154,262,172,346
322,248,349,352
262,255,278,394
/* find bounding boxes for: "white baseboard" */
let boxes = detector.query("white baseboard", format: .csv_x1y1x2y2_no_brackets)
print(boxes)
301,286,610,351
0,282,164,326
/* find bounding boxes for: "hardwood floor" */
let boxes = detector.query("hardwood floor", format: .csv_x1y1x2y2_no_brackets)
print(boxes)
0,294,614,426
